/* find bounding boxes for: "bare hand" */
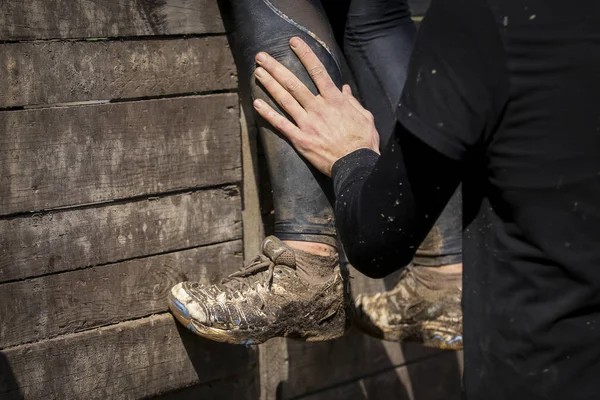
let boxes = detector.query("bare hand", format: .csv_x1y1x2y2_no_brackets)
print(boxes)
252,37,380,177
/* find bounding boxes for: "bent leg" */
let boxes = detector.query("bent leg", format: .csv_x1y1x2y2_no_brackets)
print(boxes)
228,0,352,247
345,0,416,144
167,0,353,344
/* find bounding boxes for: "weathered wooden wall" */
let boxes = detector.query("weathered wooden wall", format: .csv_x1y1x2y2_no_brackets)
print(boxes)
0,0,461,399
0,1,257,398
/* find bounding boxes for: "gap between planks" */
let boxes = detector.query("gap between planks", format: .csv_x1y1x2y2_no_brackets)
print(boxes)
0,236,242,287
0,32,228,45
0,182,241,222
0,88,238,113
0,313,257,399
0,187,242,282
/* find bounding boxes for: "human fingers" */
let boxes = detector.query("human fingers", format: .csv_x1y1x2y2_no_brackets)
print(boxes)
342,85,375,123
289,37,340,99
254,67,307,122
256,52,316,109
253,98,303,143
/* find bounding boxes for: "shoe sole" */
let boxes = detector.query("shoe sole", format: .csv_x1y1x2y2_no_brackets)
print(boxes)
168,294,261,344
168,294,346,345
421,322,463,350
383,321,463,350
355,315,463,350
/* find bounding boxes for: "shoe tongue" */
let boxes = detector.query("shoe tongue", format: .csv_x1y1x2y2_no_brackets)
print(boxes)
262,236,296,267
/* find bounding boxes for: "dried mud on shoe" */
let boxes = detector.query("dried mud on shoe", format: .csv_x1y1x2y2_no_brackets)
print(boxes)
354,266,463,350
168,236,351,344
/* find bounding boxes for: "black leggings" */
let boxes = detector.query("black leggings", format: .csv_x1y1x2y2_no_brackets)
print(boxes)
343,0,462,266
226,0,462,265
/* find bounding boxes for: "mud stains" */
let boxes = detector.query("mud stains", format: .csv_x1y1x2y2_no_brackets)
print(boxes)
136,0,168,35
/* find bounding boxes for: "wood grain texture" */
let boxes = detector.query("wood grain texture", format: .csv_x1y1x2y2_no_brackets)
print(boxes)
279,331,443,399
0,240,243,348
0,187,242,283
0,0,225,41
0,36,236,108
0,94,241,215
153,369,259,400
299,351,462,400
0,314,257,400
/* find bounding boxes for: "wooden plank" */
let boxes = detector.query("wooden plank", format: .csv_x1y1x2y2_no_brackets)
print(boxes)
0,94,241,215
299,351,462,400
0,0,427,41
279,331,442,399
0,0,225,41
240,106,264,260
0,187,242,283
0,36,237,108
153,369,259,400
0,313,257,400
0,240,243,348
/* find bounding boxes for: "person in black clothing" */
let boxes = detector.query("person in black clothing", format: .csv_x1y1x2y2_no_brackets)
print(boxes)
251,0,600,398
169,0,464,350
341,0,464,345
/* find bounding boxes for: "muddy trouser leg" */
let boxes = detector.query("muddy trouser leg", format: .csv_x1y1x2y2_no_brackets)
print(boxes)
224,0,356,247
345,0,462,266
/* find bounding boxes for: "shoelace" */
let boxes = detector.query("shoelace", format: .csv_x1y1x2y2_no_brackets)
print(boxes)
221,255,276,292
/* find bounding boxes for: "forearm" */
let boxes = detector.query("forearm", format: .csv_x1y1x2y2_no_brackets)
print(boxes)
332,122,461,278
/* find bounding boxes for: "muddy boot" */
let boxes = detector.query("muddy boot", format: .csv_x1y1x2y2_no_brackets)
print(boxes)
354,265,463,350
168,236,351,344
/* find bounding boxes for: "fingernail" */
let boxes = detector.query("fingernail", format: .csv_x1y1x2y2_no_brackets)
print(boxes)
253,99,263,109
290,37,300,48
254,67,265,78
256,52,267,63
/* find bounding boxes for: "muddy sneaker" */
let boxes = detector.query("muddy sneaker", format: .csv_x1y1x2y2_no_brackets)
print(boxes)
168,236,351,344
354,265,463,350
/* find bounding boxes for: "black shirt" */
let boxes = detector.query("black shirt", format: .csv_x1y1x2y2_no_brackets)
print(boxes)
332,0,600,398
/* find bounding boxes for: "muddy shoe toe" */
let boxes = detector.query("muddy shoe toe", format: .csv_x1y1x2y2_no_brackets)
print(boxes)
354,266,463,350
168,236,351,344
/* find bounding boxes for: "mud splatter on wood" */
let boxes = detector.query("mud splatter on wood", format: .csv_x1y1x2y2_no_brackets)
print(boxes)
0,37,237,108
0,0,225,40
0,188,242,283
0,314,257,399
0,240,243,348
0,94,241,215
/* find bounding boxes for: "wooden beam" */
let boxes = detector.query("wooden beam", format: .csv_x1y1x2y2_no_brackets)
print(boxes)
299,351,462,400
279,331,443,399
0,94,241,215
271,265,444,399
0,187,242,283
0,314,257,399
152,369,259,400
0,0,225,41
0,240,243,348
0,36,237,108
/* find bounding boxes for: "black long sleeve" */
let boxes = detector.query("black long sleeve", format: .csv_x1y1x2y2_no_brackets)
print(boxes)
332,122,461,278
